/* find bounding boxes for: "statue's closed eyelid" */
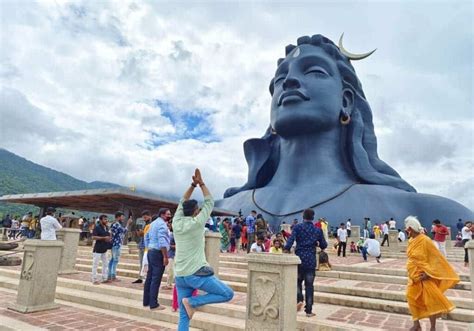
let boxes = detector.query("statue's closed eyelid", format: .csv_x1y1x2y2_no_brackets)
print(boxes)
274,74,287,84
304,66,329,76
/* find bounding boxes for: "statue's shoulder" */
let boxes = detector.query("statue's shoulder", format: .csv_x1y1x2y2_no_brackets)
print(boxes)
407,191,473,217
353,184,473,219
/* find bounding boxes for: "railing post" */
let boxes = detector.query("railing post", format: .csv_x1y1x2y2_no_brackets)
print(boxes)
246,253,301,330
9,239,63,313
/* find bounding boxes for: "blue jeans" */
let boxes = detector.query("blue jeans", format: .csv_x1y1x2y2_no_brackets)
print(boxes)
108,246,121,279
360,247,381,261
143,249,166,309
175,274,234,331
297,266,315,314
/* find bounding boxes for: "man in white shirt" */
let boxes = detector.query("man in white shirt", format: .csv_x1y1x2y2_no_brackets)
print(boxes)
389,218,396,230
337,223,348,257
346,219,352,237
40,207,62,240
381,221,390,247
361,234,381,263
397,229,406,242
250,235,265,253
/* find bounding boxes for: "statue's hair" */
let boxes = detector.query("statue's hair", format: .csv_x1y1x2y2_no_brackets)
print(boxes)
273,35,415,192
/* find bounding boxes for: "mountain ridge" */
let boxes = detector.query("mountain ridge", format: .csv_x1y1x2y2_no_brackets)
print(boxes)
0,148,122,216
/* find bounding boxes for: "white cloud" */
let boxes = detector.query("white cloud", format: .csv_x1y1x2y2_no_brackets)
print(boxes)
0,1,472,210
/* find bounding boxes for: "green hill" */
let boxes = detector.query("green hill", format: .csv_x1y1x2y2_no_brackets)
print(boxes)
0,148,121,218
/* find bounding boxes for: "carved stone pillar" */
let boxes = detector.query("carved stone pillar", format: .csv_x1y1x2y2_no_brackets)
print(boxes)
1,228,8,241
9,239,64,313
388,230,399,250
350,225,360,238
246,253,301,330
205,231,222,276
57,228,81,274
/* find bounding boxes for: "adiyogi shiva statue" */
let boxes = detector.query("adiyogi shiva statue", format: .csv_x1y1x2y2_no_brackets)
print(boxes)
216,34,473,229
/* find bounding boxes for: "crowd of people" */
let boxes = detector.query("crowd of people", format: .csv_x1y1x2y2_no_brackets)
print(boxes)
1,177,473,330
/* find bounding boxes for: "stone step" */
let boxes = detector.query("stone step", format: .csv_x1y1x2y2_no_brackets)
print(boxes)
315,281,473,310
0,271,375,331
73,263,249,290
313,291,474,323
54,263,473,321
72,257,472,293
0,274,242,331
317,270,471,291
330,264,470,282
219,259,471,282
74,254,472,287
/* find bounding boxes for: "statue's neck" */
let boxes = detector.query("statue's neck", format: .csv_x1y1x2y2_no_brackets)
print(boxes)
268,129,356,188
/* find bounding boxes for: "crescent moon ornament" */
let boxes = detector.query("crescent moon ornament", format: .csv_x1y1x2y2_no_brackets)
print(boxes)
338,33,376,60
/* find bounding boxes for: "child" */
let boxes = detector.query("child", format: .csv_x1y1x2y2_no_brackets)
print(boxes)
270,239,283,254
317,250,332,271
230,229,236,253
241,225,248,251
350,241,357,253
356,237,365,253
264,234,272,252
250,235,265,253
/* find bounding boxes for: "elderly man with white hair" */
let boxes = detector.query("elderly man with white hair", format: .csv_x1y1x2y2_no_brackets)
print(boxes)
404,216,459,331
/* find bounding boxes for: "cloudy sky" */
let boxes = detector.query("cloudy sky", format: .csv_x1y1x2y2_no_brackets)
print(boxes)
1,1,473,209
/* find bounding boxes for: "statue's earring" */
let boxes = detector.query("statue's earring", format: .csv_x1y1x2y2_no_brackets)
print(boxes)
340,110,351,125
271,127,277,135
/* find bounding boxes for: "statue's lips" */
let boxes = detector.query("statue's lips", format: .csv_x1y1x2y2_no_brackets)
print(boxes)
278,90,310,106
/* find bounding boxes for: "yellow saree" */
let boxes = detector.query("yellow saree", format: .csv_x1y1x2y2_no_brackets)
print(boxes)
406,234,459,320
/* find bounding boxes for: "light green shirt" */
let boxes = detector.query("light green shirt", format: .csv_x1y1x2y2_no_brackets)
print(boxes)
173,195,214,277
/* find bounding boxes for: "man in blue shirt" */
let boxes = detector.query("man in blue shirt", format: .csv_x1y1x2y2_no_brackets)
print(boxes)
245,210,257,253
284,209,327,317
143,208,171,310
108,211,126,281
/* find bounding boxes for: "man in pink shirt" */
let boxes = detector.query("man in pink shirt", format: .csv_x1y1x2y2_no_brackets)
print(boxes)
432,219,449,256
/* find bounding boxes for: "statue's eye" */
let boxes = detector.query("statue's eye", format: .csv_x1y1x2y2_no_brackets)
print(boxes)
305,66,328,77
274,75,286,85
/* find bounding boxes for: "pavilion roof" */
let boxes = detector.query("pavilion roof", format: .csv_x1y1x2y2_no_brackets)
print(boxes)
0,188,237,217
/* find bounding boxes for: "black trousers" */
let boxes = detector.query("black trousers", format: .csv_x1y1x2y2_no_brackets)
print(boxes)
297,266,315,314
463,239,469,263
337,241,347,257
143,249,166,308
381,234,389,247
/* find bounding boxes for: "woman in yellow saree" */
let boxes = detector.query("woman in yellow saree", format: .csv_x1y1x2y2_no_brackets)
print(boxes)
404,216,459,331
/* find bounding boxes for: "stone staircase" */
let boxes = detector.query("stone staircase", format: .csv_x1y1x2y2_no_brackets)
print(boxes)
0,243,471,330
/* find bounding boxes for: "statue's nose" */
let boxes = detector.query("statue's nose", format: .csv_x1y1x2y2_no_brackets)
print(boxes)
282,76,301,90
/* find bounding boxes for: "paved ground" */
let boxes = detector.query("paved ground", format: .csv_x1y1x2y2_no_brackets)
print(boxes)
1,245,470,330
0,290,174,331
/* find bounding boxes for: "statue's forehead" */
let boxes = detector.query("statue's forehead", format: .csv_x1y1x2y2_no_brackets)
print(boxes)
276,44,337,74
284,44,331,62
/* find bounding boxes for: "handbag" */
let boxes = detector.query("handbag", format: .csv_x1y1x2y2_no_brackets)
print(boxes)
193,265,214,277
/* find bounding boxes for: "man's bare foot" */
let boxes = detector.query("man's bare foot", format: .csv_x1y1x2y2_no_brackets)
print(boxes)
182,298,195,319
297,302,304,312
